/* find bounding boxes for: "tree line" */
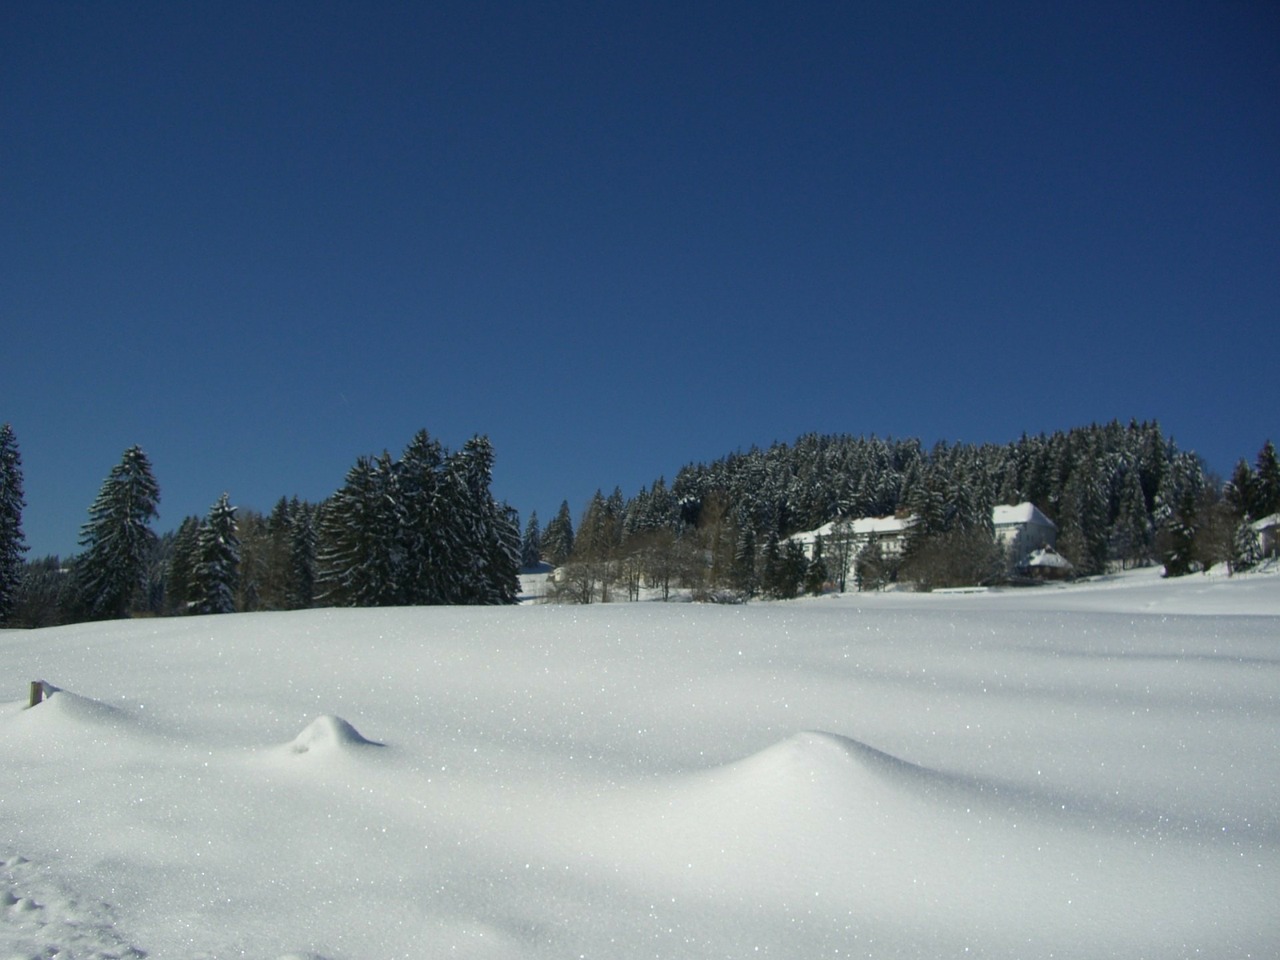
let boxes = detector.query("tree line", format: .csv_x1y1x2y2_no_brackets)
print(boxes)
1,426,521,627
532,421,1280,602
4,420,1278,624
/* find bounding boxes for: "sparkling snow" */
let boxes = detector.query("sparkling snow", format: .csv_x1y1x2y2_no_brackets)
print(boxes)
2,567,1278,958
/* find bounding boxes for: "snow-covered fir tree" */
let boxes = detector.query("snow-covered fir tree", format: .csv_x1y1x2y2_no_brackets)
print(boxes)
1253,440,1280,518
541,500,575,566
313,431,518,607
0,423,27,624
439,436,519,605
1162,489,1199,577
315,455,401,607
397,429,447,604
74,446,160,620
287,500,316,609
190,493,240,615
165,516,201,613
521,511,542,569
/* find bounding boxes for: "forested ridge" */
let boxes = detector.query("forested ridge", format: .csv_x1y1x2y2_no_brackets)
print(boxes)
2,420,1277,624
535,420,1279,601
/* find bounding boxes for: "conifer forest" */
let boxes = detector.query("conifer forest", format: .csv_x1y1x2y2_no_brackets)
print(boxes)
2,420,1277,625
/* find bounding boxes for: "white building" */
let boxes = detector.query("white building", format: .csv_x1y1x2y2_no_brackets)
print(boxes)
1252,513,1280,558
992,502,1058,568
791,502,1058,584
789,514,916,561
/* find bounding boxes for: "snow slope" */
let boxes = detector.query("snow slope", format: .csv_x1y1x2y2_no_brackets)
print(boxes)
2,568,1277,958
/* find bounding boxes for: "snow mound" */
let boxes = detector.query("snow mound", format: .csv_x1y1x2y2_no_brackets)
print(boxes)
716,729,938,795
285,715,383,755
7,686,153,747
553,730,958,887
667,729,955,833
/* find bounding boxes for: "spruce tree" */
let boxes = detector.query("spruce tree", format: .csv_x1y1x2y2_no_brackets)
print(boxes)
805,536,828,596
439,436,518,604
1254,441,1280,518
74,446,160,619
760,531,782,597
190,493,240,615
0,424,28,624
730,526,758,597
779,539,808,599
521,511,543,569
489,502,524,603
1161,489,1198,577
1224,459,1256,521
315,455,401,607
1232,518,1262,572
542,501,575,566
1111,465,1152,568
398,430,446,604
288,500,316,609
165,516,201,613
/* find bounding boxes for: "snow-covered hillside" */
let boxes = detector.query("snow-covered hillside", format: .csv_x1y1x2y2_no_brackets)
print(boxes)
3,568,1278,958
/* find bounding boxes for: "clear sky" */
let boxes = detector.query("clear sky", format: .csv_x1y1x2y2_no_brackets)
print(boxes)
4,1,1277,559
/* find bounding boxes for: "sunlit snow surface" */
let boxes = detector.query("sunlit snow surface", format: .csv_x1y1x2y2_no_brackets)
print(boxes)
2,568,1278,958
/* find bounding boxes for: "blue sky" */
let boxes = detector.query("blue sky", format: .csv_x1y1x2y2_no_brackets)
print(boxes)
4,1,1277,558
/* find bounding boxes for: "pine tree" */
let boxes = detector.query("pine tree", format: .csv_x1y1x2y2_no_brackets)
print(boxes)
855,535,887,592
232,508,268,612
521,511,543,569
0,424,28,624
779,539,808,599
315,455,401,606
190,493,240,615
1161,489,1198,577
760,531,782,598
1231,518,1262,572
452,437,519,605
488,503,523,604
287,500,316,609
542,500,575,566
74,446,160,619
730,525,758,597
396,430,446,604
165,516,201,613
805,535,828,596
1111,466,1151,569
1224,459,1256,521
1254,441,1280,518
9,554,72,628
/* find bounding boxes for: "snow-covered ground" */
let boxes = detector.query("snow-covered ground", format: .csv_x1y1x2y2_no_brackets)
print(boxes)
2,567,1278,959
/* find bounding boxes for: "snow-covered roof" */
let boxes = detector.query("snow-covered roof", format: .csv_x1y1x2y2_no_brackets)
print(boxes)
1251,513,1280,532
992,502,1055,529
790,515,914,545
1027,547,1073,569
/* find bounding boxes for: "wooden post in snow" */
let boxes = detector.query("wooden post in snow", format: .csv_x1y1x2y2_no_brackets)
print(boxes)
28,680,45,708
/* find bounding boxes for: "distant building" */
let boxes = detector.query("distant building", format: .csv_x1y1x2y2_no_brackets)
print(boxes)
790,502,1058,585
1026,546,1074,580
992,502,1058,569
789,514,916,563
1253,514,1280,558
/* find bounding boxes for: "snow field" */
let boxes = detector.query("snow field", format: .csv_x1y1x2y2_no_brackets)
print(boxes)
1,567,1278,958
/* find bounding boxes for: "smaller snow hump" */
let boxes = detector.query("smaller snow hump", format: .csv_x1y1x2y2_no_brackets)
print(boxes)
730,730,932,788
286,715,383,755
